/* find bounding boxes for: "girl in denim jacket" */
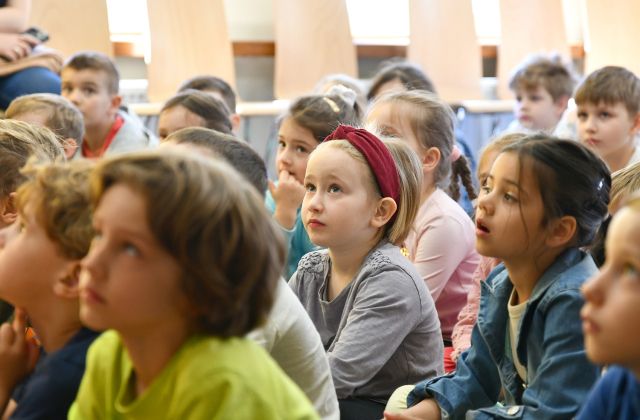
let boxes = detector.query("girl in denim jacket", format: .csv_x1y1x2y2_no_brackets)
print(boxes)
386,136,610,420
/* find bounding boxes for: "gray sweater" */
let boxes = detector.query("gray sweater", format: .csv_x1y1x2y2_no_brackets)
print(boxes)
290,241,444,400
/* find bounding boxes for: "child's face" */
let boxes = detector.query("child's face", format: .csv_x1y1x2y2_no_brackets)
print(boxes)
157,105,206,141
475,152,547,261
577,101,640,166
477,148,500,187
61,68,120,130
513,86,565,132
276,117,318,184
581,206,640,371
0,204,73,308
79,183,188,335
365,102,423,157
302,145,380,251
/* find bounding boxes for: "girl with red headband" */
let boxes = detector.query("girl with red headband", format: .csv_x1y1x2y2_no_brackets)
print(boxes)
289,125,444,420
366,90,480,365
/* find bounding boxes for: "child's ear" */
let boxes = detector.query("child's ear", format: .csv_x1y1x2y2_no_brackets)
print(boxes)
62,138,78,159
231,113,241,133
554,94,570,116
110,94,122,113
421,147,441,172
53,262,82,299
630,112,640,135
0,192,18,227
371,197,398,228
546,215,577,248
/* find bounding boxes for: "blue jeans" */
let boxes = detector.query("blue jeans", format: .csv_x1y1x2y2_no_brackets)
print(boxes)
0,66,61,109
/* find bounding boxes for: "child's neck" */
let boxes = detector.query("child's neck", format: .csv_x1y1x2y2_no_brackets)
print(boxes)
606,142,635,173
84,116,117,153
327,235,380,301
503,247,565,304
120,319,192,396
420,181,437,205
27,301,83,353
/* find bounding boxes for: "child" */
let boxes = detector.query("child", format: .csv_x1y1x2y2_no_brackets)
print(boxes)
290,125,443,420
61,51,157,158
178,75,241,133
69,150,318,419
0,160,100,419
163,127,339,419
157,89,233,141
609,161,640,214
365,90,479,344
575,65,640,172
0,119,64,323
367,60,436,102
387,136,610,419
578,192,640,420
268,87,359,278
6,92,84,159
449,133,527,368
506,54,575,134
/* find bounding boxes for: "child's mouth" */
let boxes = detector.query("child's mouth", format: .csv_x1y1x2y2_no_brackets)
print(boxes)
476,220,490,234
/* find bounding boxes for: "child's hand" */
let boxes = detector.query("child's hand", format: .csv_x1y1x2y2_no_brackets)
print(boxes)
0,309,39,395
269,170,306,230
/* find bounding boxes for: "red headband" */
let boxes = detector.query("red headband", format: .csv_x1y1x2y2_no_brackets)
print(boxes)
323,125,400,205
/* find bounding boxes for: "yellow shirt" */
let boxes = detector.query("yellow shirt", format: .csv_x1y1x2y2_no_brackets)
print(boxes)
68,330,319,419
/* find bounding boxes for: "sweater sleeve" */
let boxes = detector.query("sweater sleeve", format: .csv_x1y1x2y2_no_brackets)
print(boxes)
327,267,424,398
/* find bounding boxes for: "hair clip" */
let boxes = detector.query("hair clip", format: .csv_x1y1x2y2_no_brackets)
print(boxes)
323,97,340,113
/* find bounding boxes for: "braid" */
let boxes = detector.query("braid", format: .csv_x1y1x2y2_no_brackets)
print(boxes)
449,156,477,202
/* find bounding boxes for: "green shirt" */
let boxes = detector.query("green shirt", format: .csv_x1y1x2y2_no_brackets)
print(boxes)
68,330,319,420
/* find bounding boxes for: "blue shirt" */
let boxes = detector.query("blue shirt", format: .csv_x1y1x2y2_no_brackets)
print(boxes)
577,366,640,420
409,248,601,419
11,328,100,420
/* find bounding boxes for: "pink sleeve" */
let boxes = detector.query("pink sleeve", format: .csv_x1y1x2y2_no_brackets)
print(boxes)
412,214,474,302
450,257,500,361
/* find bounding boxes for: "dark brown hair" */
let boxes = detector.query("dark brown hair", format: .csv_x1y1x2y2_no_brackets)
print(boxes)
367,61,436,101
64,51,120,94
90,150,285,337
161,89,233,135
508,54,576,101
575,66,640,115
178,75,237,113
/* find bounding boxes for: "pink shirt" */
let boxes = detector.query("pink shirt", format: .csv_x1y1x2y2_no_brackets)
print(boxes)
404,189,480,340
450,256,501,361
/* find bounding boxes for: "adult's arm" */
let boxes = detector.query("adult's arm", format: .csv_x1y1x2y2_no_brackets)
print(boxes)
0,0,31,33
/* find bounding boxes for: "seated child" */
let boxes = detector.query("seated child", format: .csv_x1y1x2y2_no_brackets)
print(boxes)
6,92,84,159
575,65,640,172
157,89,233,141
69,150,318,419
163,127,339,419
578,192,640,420
505,54,575,134
290,125,443,420
449,133,527,370
178,75,241,133
314,73,367,121
0,120,65,323
366,91,479,344
61,51,157,158
269,87,360,278
386,136,609,419
0,160,100,419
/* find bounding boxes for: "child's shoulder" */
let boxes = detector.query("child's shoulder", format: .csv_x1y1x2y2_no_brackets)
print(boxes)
297,249,329,275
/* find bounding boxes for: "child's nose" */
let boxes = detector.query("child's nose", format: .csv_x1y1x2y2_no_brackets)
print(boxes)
581,271,605,305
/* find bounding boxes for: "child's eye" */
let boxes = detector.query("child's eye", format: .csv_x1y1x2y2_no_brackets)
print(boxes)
577,111,587,120
295,146,308,153
515,95,522,102
503,193,518,203
277,140,285,149
623,263,639,279
123,243,140,257
305,183,316,192
328,184,342,193
599,111,611,119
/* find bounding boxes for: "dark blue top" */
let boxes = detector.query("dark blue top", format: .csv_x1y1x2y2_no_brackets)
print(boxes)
10,328,100,420
577,366,640,420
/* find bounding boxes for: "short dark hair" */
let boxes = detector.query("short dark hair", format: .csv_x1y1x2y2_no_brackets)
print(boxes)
367,60,436,101
166,127,267,196
90,151,285,337
178,75,237,113
161,90,233,135
503,135,610,248
64,51,120,94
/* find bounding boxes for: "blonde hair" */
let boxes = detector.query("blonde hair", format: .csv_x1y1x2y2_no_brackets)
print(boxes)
383,138,422,244
369,90,476,201
6,93,84,144
90,150,285,337
16,160,94,259
0,119,65,198
316,139,419,245
610,161,640,213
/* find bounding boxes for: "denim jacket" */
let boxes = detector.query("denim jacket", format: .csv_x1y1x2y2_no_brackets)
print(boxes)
408,248,601,419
